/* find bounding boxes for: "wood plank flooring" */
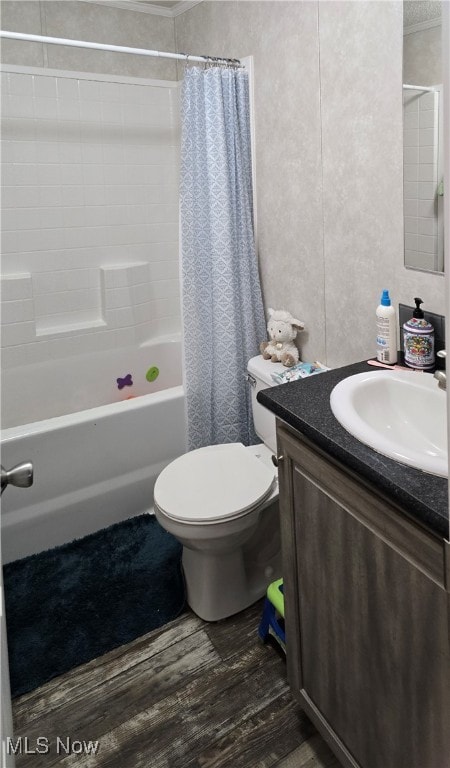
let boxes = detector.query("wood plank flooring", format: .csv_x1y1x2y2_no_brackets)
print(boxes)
12,601,340,768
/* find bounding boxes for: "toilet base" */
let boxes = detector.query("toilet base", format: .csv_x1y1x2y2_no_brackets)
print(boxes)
182,499,281,622
182,547,263,621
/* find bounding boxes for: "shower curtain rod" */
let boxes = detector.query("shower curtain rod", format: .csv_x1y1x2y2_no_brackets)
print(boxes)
0,30,241,67
403,84,436,93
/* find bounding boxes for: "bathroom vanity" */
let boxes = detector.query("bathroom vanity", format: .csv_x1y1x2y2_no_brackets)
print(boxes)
258,361,450,768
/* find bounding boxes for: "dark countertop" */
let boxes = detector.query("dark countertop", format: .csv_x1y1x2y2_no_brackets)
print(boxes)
257,360,449,540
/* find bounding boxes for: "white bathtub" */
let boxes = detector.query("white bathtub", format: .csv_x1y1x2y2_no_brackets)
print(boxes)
1,336,186,564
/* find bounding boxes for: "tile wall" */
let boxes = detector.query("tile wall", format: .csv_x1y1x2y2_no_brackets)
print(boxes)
1,67,180,369
403,89,440,271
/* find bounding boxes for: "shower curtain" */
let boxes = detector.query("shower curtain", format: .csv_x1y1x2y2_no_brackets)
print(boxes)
180,66,267,450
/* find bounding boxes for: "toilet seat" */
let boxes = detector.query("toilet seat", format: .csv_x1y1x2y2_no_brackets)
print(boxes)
154,443,276,524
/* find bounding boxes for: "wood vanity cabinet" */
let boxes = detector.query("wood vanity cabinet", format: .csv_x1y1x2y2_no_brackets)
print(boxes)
276,423,450,768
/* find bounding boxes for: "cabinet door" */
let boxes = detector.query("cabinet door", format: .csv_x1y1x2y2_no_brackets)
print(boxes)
277,426,450,768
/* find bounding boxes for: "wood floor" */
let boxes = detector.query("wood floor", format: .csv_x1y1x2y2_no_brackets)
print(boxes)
12,601,340,768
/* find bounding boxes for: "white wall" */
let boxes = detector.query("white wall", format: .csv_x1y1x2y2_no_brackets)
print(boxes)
176,0,446,367
403,24,442,86
1,67,180,369
0,0,178,80
1,0,446,372
177,1,326,363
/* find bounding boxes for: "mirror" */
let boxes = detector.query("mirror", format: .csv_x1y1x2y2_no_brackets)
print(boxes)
403,0,444,273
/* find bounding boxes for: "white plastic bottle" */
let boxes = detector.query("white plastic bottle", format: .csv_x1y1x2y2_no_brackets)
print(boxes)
376,289,397,365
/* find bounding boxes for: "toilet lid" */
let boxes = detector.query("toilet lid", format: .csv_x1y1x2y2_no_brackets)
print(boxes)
154,443,276,523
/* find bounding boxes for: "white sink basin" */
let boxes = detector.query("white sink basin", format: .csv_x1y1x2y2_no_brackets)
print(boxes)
330,370,448,477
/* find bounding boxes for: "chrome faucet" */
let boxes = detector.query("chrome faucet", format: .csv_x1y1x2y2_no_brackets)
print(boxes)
434,350,446,390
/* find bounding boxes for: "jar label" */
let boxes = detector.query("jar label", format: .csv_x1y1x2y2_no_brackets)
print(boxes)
404,332,434,369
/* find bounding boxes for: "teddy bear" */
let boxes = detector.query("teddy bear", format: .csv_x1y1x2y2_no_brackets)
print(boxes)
260,308,305,367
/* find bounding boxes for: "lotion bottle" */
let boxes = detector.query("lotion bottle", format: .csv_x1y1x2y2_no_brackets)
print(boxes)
402,298,435,370
376,289,397,365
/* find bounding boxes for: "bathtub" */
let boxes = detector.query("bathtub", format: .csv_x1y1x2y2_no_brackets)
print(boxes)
1,336,186,564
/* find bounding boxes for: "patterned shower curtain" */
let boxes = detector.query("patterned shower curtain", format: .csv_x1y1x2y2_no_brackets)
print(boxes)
180,66,267,450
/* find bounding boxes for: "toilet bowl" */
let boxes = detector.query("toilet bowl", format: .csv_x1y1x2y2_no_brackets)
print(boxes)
154,355,285,621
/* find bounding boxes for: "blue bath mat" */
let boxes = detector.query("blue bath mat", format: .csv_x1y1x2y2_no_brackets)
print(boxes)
3,514,185,698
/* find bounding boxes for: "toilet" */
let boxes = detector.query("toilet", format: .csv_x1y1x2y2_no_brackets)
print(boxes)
154,355,285,621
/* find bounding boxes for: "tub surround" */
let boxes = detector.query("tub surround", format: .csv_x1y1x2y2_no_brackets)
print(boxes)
1,65,180,371
257,360,448,539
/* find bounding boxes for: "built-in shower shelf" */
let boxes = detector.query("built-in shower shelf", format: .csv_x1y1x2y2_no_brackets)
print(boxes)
1,262,155,346
36,317,107,337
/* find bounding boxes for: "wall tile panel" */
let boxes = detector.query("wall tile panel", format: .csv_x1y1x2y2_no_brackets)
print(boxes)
1,66,180,366
175,1,445,366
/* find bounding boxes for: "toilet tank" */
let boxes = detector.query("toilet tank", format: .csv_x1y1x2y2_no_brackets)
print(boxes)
247,356,286,452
